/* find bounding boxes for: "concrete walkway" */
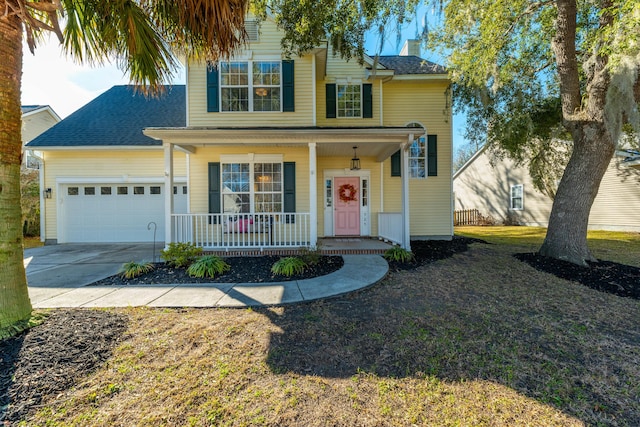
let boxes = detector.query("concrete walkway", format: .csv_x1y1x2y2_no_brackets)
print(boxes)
25,244,388,308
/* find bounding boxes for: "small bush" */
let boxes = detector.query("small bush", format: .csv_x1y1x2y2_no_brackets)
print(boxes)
271,257,307,277
299,245,323,266
383,246,414,263
120,261,154,279
187,255,230,279
160,242,203,268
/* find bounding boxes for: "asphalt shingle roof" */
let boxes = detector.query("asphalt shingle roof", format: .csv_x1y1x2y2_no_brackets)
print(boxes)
376,55,446,75
26,85,185,147
21,105,48,114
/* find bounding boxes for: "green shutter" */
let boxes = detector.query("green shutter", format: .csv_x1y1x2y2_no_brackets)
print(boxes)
362,83,373,118
427,135,437,176
283,162,296,223
282,60,295,112
325,84,336,118
391,150,401,177
208,162,221,223
206,63,219,112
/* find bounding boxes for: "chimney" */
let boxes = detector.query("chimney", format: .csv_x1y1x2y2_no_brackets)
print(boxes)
399,40,421,57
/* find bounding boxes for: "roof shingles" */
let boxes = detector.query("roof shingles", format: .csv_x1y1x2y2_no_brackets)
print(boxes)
26,85,185,148
376,55,446,75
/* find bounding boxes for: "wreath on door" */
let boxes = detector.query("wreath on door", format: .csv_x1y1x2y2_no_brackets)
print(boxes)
338,183,358,203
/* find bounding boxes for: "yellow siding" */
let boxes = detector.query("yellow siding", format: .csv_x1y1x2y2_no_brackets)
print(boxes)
187,18,315,127
42,150,186,240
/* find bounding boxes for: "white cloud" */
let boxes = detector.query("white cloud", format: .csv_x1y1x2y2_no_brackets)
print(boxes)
21,35,184,119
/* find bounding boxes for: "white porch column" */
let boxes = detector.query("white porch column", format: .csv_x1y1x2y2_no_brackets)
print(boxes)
400,136,412,251
308,142,318,247
164,143,174,246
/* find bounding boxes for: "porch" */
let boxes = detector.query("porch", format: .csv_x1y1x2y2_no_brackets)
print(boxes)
171,212,399,255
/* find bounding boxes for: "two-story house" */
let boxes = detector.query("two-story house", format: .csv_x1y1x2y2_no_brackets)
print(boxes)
27,18,453,250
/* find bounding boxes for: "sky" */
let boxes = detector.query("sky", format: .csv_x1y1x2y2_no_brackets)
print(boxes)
21,16,466,152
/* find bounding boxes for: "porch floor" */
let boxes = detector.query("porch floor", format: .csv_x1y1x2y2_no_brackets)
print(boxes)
202,237,395,257
318,237,394,255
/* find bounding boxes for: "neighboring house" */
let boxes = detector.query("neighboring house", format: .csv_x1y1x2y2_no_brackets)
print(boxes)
453,145,640,232
27,19,453,250
21,105,61,167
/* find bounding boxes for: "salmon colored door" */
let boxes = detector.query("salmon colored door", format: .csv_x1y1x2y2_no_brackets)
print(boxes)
334,177,360,236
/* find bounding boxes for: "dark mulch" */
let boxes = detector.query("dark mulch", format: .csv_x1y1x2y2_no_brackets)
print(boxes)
386,236,487,272
0,310,128,424
515,252,640,300
89,255,344,286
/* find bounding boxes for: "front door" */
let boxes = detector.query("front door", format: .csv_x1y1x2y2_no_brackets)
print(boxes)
334,177,360,236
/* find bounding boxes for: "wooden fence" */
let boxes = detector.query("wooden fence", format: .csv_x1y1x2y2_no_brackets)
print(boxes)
454,209,482,226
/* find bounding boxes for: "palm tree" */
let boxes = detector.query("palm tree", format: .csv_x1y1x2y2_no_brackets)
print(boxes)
0,0,249,329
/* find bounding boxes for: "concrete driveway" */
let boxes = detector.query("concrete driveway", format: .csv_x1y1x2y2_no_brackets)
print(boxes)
25,243,158,289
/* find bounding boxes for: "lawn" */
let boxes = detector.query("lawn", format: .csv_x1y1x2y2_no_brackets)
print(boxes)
3,227,640,426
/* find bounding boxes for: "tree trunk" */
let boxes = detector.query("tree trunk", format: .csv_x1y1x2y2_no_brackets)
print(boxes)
539,123,615,266
0,6,33,329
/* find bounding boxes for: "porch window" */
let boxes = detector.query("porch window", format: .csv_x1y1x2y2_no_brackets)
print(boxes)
409,136,426,178
510,184,524,210
220,61,281,112
222,162,282,213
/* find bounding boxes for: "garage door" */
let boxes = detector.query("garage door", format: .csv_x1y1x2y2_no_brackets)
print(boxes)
59,183,187,243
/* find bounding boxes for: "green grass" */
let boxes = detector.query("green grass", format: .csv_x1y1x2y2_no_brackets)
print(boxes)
456,226,640,267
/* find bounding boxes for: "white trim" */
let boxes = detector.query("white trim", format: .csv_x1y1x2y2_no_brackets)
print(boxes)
22,105,61,122
186,154,191,213
165,144,174,245
379,162,384,213
390,75,449,81
218,59,283,113
55,176,186,184
38,154,46,242
401,138,412,251
309,142,318,246
312,54,317,126
220,153,283,163
509,184,524,210
185,63,190,127
379,79,384,126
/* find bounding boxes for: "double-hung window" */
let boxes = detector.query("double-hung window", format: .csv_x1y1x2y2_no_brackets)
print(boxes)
222,161,282,213
220,61,281,112
409,136,426,178
510,184,524,210
337,84,361,118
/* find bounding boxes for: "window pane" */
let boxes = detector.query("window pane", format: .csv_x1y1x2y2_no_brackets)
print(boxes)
117,186,128,195
223,193,250,213
68,187,79,196
150,186,161,195
221,87,249,112
134,186,145,195
84,187,95,195
253,87,281,111
408,137,426,179
101,186,112,195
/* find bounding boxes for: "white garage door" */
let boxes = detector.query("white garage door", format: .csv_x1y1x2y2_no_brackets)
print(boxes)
59,183,187,243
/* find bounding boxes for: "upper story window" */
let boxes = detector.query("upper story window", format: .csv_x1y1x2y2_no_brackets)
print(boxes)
337,84,362,118
220,61,281,112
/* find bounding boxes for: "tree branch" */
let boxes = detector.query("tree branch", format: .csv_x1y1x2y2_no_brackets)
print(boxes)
551,0,582,121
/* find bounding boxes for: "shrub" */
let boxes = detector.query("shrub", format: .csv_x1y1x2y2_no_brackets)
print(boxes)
271,257,307,277
187,255,230,279
160,242,203,268
383,246,414,263
299,244,323,266
120,261,154,279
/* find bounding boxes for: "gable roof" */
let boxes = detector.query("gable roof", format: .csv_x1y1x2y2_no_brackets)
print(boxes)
26,85,185,148
21,105,48,114
376,55,446,75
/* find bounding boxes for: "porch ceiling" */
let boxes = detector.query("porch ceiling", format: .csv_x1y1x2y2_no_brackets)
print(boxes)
145,127,423,161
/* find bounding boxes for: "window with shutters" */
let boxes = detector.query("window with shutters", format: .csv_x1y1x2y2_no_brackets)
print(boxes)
221,162,282,213
219,61,281,112
409,136,426,179
337,84,362,118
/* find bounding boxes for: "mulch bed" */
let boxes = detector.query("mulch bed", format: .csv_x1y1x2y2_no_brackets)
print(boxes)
515,252,640,300
385,236,487,272
0,310,128,424
89,255,344,286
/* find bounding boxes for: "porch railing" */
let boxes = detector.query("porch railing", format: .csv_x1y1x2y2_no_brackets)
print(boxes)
378,212,403,245
172,213,310,249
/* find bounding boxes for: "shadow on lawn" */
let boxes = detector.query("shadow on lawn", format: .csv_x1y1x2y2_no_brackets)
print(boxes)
256,263,639,426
